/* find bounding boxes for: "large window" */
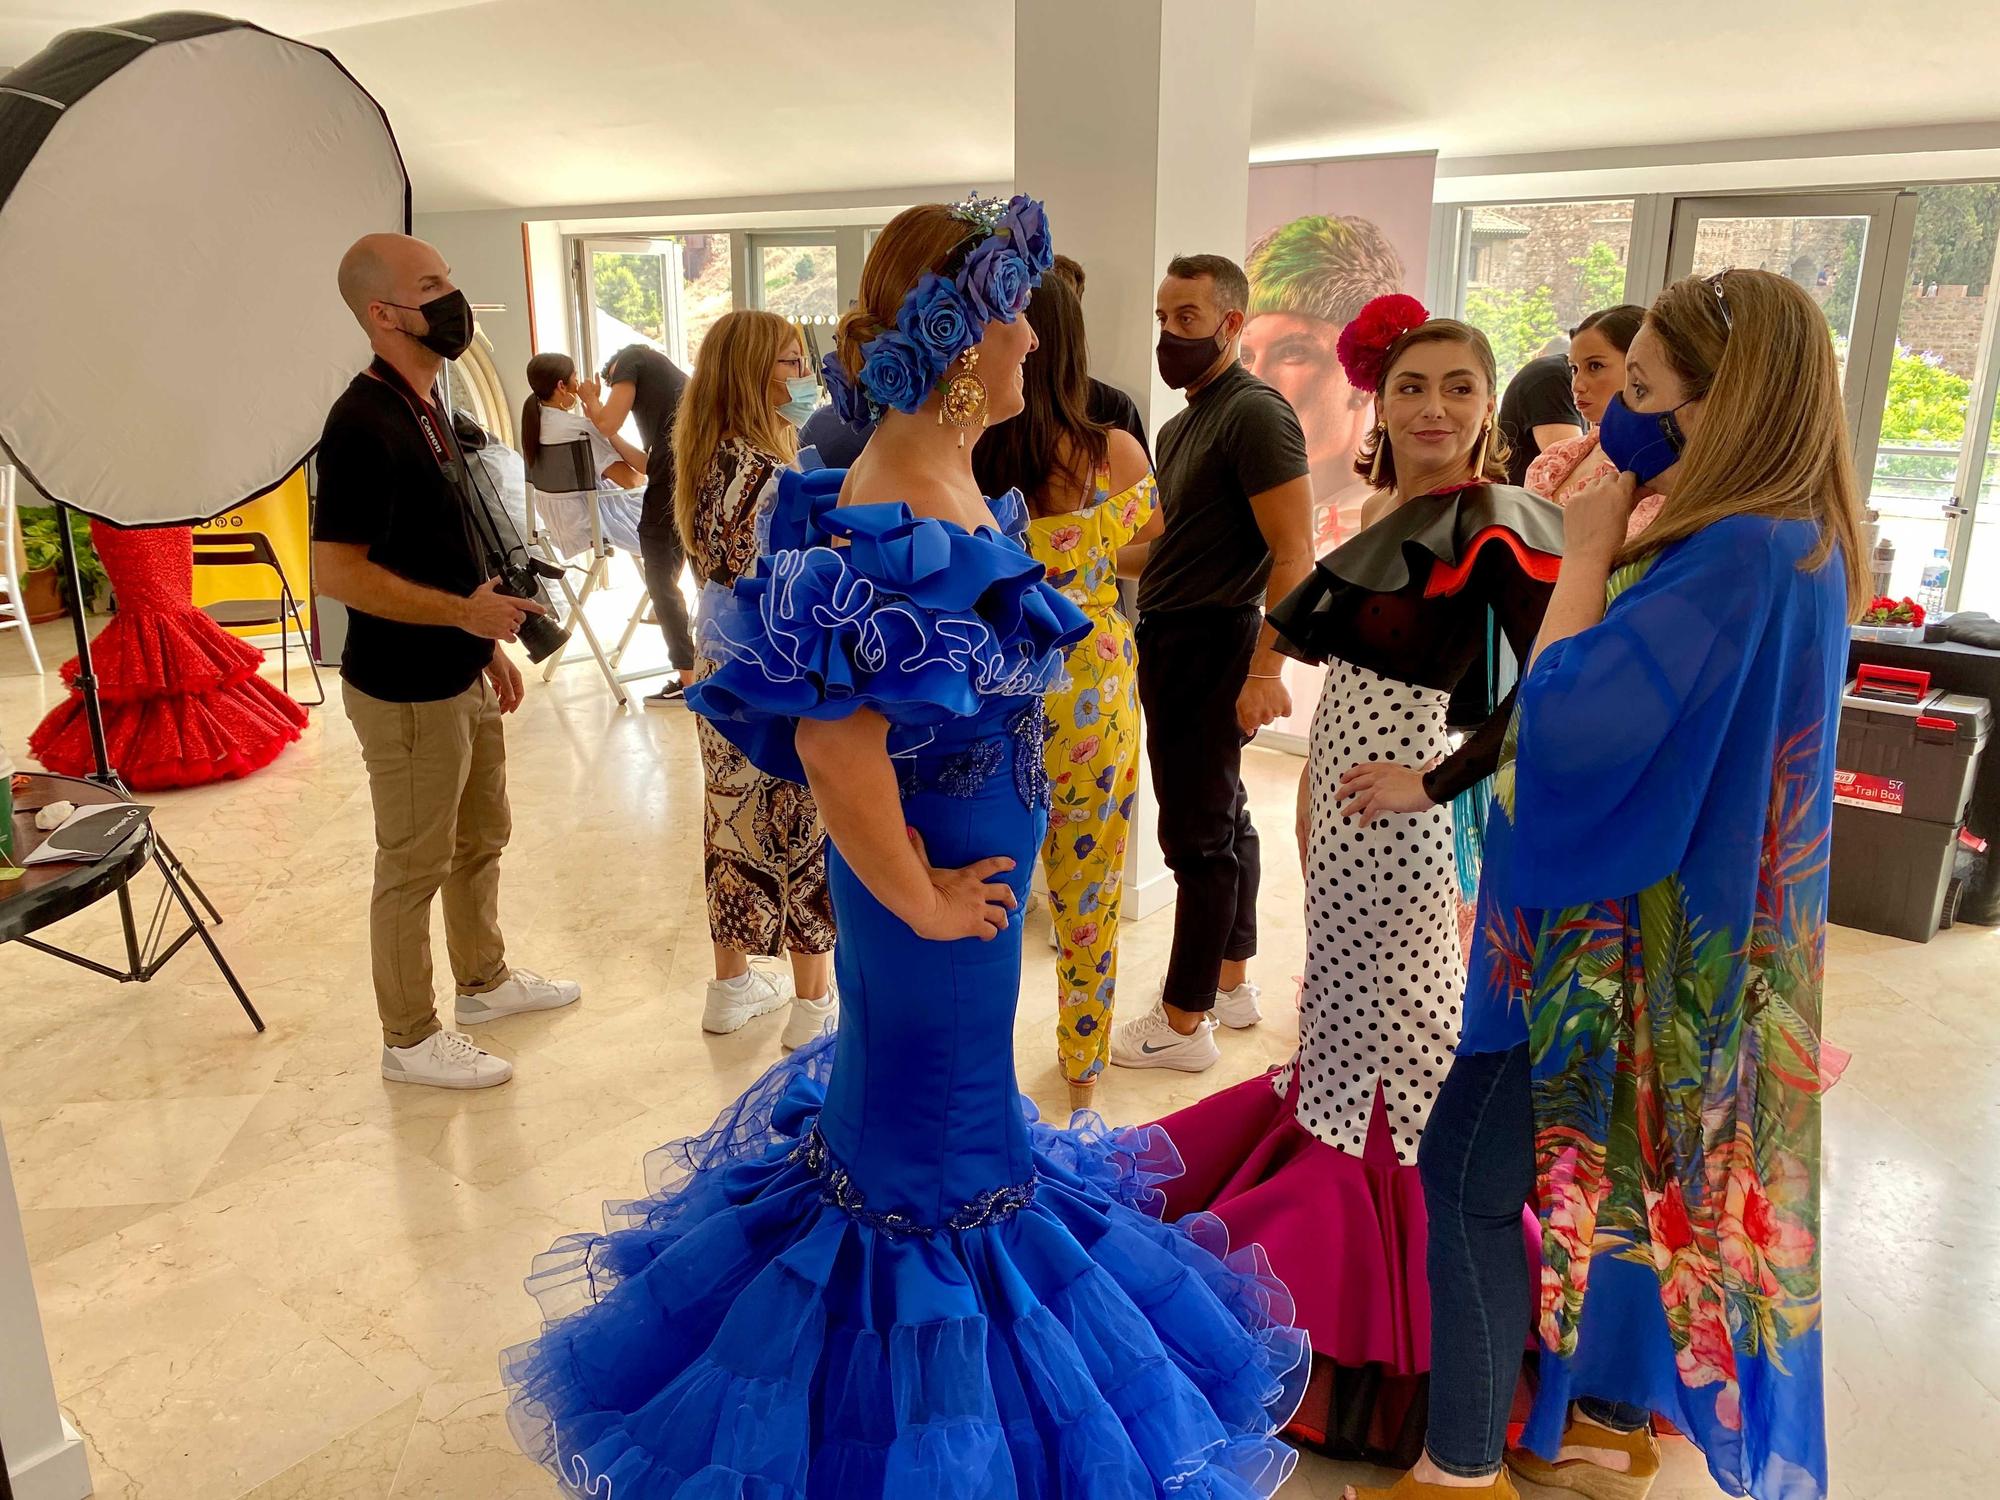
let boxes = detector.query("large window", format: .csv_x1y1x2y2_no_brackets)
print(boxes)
582,232,733,370
753,238,839,323
1452,200,1636,390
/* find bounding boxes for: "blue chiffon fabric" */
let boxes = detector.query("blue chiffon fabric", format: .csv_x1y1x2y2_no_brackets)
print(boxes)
503,468,1310,1498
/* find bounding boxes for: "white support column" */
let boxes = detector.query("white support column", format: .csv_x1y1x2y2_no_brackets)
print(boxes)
1,1120,93,1500
1015,0,1258,920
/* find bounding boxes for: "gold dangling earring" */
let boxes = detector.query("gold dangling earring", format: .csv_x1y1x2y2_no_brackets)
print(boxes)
1469,420,1491,481
1366,424,1388,486
938,348,989,449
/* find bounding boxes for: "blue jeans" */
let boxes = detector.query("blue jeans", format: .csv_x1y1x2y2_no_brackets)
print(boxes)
1418,1045,1649,1477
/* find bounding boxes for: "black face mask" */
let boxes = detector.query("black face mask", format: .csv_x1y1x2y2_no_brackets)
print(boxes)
1156,323,1230,389
387,289,473,360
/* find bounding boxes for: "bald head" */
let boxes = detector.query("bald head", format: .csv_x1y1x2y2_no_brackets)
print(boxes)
338,232,452,330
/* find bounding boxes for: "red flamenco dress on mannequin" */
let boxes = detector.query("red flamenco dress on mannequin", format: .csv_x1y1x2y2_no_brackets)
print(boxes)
30,521,307,789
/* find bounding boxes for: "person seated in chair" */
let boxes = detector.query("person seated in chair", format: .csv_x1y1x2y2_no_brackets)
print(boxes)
521,353,647,490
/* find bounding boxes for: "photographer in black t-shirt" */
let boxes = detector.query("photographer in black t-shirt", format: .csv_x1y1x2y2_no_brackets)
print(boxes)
312,232,581,1093
596,343,693,706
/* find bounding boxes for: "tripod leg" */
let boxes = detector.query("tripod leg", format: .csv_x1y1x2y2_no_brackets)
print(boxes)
115,880,144,973
155,847,264,1032
150,827,224,925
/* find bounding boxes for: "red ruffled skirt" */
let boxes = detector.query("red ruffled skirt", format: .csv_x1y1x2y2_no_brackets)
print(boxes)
29,524,307,790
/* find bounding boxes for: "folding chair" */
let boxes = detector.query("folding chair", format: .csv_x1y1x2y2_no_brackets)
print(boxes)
192,528,324,704
523,439,633,709
0,465,44,674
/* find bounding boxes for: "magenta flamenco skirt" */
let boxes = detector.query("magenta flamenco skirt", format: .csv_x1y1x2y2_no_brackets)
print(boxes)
1157,1071,1434,1465
30,523,306,790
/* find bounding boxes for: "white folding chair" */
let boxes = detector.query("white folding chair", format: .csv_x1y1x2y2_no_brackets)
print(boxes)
0,465,45,675
523,440,632,709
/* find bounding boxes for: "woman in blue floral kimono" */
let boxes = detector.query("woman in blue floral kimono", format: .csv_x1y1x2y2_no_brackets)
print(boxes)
1350,269,1866,1500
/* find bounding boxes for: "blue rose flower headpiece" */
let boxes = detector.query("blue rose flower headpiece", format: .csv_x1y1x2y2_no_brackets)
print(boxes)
822,193,1054,431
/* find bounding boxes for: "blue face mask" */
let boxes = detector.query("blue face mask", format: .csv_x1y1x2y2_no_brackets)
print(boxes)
1596,392,1691,484
777,375,819,429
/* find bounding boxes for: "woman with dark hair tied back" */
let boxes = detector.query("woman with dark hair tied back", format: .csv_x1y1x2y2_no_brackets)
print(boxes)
1152,294,1561,1469
1522,305,1664,537
503,195,1308,1498
519,351,646,489
1348,272,1859,1500
973,272,1161,1114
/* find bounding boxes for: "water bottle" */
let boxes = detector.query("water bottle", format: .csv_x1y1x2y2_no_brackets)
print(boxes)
1920,548,1950,617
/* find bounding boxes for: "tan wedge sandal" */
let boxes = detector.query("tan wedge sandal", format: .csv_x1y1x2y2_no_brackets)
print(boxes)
1504,1413,1661,1500
1347,1470,1522,1500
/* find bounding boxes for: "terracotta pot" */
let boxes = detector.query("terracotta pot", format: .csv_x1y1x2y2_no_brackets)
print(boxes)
22,565,65,623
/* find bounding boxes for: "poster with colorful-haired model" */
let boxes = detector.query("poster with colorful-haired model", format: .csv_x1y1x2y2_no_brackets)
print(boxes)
1245,152,1437,749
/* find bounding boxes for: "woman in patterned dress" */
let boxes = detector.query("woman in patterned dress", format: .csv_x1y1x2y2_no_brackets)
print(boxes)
676,310,838,1051
974,272,1160,1113
1523,303,1665,540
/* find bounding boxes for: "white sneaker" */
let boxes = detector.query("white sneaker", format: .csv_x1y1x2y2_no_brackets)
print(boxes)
702,970,790,1034
1213,982,1263,1030
381,1030,513,1090
1109,1006,1220,1073
780,982,839,1052
456,967,582,1026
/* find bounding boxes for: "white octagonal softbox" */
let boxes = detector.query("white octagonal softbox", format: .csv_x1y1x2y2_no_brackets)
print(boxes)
0,12,408,525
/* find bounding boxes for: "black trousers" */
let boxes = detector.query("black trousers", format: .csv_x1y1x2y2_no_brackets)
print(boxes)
1136,605,1262,1010
637,524,696,674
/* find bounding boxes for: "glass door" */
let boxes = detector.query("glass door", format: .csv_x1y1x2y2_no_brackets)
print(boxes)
579,238,684,367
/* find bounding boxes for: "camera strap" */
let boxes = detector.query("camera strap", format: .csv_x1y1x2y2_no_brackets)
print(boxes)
364,358,502,569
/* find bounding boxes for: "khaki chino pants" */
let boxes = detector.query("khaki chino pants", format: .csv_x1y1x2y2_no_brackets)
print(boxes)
344,677,511,1048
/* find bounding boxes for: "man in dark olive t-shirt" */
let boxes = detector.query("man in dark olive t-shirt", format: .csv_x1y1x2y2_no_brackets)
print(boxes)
597,342,693,704
1110,253,1314,1079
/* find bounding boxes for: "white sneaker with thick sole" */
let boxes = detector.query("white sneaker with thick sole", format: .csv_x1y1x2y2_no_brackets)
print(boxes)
1213,982,1263,1030
780,983,839,1052
1108,1007,1220,1072
381,1030,513,1089
455,967,582,1026
703,970,790,1035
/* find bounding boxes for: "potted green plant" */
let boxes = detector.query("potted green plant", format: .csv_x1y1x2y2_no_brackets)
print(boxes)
18,506,110,619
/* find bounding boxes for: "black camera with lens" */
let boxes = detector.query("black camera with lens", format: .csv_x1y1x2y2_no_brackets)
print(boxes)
492,553,572,663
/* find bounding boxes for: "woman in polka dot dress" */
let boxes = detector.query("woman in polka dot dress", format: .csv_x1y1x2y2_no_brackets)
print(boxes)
1153,299,1560,1465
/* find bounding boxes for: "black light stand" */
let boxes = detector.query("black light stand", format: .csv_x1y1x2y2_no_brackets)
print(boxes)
11,504,264,1031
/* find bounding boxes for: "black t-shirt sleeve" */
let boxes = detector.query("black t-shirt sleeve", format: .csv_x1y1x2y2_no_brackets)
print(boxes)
1228,385,1311,499
1514,361,1581,432
602,346,639,387
312,405,394,548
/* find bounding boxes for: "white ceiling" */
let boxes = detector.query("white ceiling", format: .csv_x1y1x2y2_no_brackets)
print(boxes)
2,1,1996,214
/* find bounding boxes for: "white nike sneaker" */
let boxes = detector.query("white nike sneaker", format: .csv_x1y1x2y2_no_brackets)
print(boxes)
702,970,790,1035
1109,1006,1220,1073
780,982,839,1052
455,967,582,1026
1213,982,1263,1030
381,1030,513,1090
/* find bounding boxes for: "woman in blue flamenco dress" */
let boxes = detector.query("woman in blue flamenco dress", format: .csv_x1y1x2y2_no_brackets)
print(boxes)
502,196,1308,1498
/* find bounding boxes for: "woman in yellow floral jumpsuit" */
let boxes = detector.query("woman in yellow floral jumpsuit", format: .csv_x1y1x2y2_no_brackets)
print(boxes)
972,272,1160,1110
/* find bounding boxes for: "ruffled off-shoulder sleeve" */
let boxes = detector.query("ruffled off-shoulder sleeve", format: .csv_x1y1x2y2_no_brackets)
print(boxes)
688,470,1089,783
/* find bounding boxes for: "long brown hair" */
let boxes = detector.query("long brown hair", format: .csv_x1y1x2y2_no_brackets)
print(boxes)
1622,270,1866,613
672,310,801,553
520,351,574,466
834,203,977,395
1353,319,1510,491
971,273,1108,513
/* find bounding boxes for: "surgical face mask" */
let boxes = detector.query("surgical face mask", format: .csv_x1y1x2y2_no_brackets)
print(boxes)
1596,391,1691,484
1156,319,1233,390
777,375,819,428
386,289,473,360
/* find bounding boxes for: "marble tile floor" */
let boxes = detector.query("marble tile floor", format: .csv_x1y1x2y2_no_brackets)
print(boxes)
2,600,1997,1499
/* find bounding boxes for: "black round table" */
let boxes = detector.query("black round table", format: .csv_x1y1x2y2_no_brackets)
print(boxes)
0,772,152,943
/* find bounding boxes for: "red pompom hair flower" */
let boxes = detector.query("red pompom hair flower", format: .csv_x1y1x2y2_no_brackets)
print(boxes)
1337,293,1431,394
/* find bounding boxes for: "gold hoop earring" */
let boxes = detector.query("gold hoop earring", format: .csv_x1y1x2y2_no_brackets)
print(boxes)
1366,425,1388,485
939,348,989,448
1469,420,1491,481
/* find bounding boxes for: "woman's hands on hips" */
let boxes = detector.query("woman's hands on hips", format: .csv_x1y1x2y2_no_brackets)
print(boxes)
1336,762,1433,824
904,828,1018,941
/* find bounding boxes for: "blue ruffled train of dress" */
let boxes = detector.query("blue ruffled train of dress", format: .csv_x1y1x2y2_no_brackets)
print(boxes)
502,1033,1308,1498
